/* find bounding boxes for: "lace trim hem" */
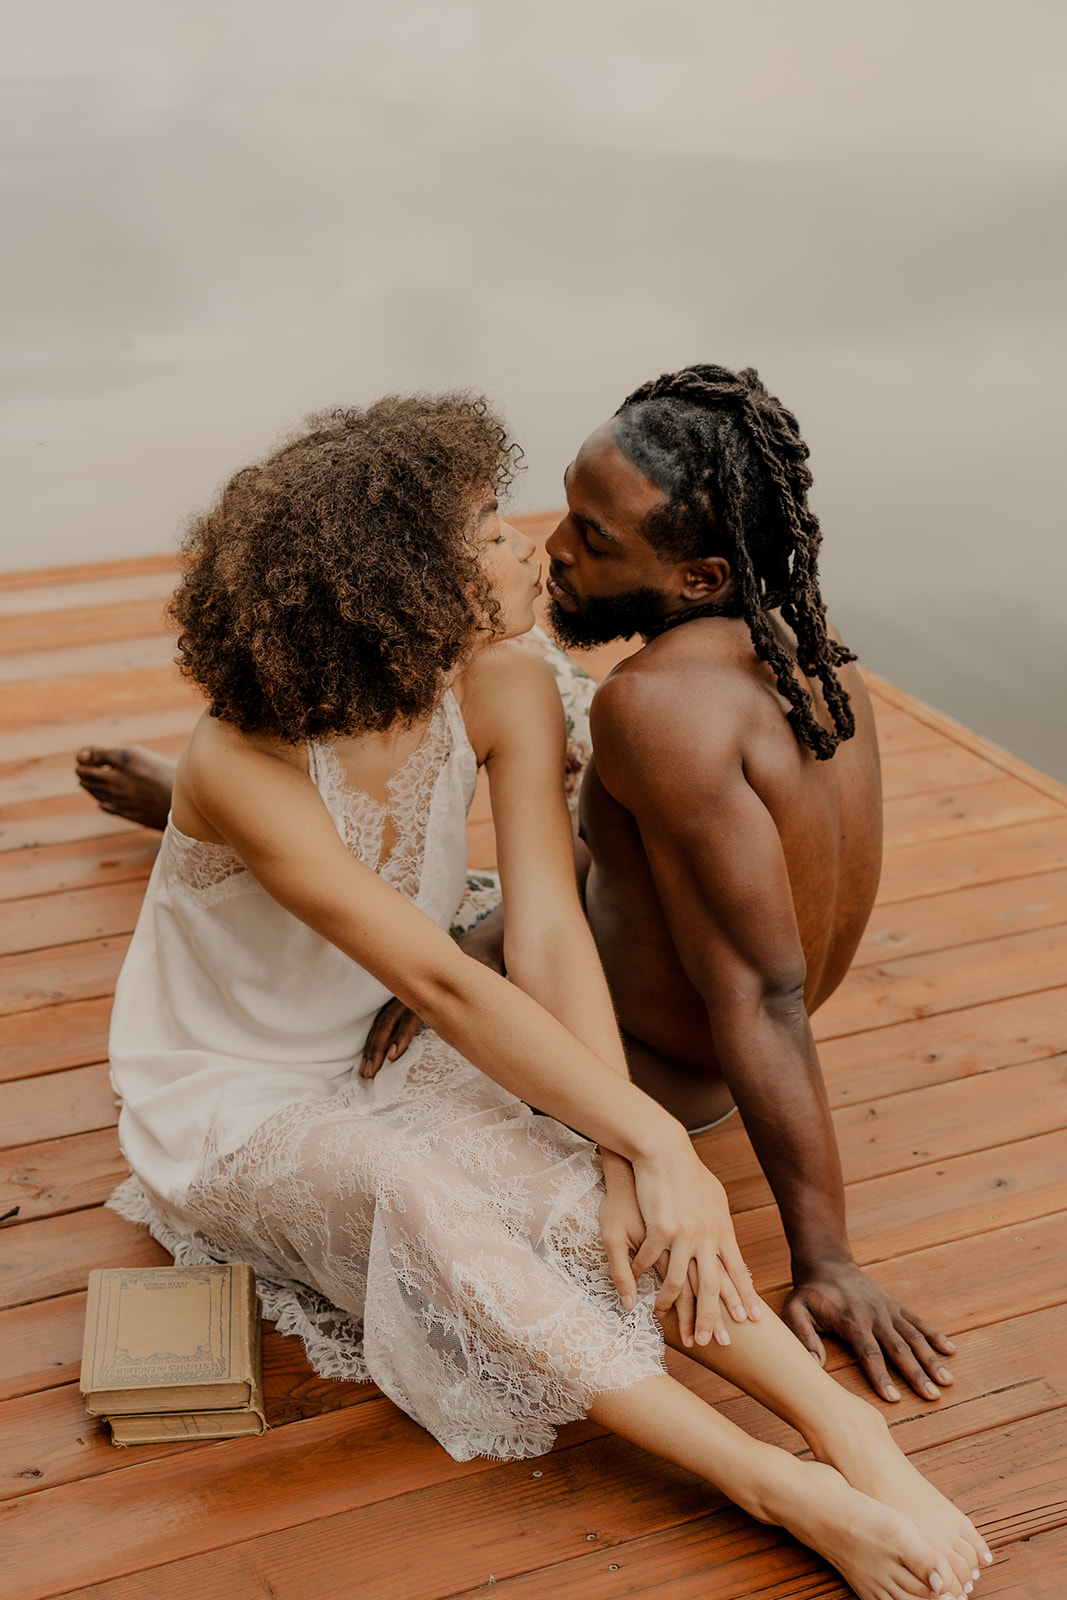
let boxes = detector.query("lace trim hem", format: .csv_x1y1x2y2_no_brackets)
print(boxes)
107,1174,372,1385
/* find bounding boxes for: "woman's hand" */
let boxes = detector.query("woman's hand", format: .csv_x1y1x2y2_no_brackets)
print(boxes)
598,1150,647,1311
628,1129,762,1348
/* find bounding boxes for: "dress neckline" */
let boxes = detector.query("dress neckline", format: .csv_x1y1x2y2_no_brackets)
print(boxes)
308,695,457,897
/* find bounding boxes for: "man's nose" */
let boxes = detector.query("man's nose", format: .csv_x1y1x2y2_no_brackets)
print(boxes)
545,520,572,563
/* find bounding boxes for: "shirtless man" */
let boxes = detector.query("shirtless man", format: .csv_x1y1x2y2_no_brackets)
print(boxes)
76,363,956,1406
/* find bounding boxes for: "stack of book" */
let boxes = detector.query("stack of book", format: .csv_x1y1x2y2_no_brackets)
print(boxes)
80,1262,266,1446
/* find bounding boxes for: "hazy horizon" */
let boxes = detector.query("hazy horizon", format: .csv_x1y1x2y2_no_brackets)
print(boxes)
3,1,1065,776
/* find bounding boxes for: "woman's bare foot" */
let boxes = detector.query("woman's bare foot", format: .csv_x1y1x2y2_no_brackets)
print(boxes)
766,1457,960,1600
810,1404,992,1595
74,746,175,830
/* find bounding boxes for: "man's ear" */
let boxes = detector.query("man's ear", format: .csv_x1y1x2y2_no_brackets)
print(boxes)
678,555,732,602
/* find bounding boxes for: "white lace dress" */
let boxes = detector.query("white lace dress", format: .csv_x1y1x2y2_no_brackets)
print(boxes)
108,689,664,1462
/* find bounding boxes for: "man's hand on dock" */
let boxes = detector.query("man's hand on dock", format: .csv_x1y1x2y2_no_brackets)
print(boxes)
783,1259,957,1404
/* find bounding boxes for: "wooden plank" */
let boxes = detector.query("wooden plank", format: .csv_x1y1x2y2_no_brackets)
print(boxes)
0,1391,509,1600
0,635,177,688
815,922,1067,1039
828,1055,1067,1185
882,778,1064,851
856,867,1067,967
737,1128,1067,1272
0,706,199,767
10,1050,1063,1252
440,1420,1067,1600
0,936,129,1019
877,814,1067,905
0,555,179,592
880,814,1067,907
0,800,142,854
30,1400,1067,1600
0,997,113,1084
0,1207,168,1311
867,1212,1067,1337
0,1127,125,1226
0,883,148,959
0,668,198,738
6,1285,1063,1524
964,1523,1067,1599
30,1509,828,1600
0,1340,376,1501
0,1063,116,1149
0,740,182,809
710,1056,1067,1214
866,670,1067,810
0,545,1060,1600
818,986,1067,1105
0,836,159,907
867,702,945,756
0,599,171,658
879,741,1008,800
0,524,548,604
0,1293,88,1404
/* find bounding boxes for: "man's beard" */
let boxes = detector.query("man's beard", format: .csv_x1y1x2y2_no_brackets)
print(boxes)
546,586,671,650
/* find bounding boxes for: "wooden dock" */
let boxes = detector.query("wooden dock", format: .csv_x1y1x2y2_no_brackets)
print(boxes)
2,517,1066,1598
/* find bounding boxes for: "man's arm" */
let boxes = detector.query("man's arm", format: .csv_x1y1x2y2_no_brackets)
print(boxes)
591,672,955,1402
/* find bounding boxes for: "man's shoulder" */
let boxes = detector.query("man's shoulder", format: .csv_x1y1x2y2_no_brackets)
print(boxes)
594,628,751,738
591,635,750,800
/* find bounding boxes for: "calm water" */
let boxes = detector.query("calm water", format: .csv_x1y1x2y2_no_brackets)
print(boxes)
3,1,1065,776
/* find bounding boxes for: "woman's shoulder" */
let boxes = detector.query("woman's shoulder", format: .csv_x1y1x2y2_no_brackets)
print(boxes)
173,714,309,840
453,637,565,761
180,713,307,787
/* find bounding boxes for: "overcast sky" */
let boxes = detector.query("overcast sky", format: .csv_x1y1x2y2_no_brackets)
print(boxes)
3,1,1065,773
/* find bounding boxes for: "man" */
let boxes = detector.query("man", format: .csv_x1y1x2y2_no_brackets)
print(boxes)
77,362,955,1404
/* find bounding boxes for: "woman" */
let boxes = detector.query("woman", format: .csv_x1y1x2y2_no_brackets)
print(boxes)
109,395,987,1600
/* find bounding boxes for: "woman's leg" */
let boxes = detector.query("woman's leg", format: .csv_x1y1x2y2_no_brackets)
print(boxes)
653,1302,991,1594
590,1372,963,1600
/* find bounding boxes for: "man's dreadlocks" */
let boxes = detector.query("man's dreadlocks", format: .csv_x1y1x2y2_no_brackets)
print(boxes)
612,363,855,760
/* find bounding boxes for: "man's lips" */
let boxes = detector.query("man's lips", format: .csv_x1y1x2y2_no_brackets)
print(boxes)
546,565,577,605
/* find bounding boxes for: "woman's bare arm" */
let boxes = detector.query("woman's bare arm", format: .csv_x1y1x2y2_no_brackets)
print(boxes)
179,706,758,1342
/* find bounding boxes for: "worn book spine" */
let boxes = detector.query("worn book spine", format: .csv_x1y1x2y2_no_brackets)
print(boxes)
109,1408,266,1445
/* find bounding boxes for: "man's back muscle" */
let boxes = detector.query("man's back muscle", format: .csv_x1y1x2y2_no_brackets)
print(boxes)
580,612,882,1067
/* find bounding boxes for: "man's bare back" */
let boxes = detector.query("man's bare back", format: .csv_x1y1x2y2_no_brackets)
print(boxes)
582,617,882,1129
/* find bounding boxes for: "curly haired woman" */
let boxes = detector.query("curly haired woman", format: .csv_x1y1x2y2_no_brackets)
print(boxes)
108,394,988,1600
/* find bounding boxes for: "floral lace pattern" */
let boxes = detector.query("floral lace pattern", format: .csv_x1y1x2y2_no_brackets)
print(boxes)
308,700,451,899
167,827,258,907
110,1033,665,1463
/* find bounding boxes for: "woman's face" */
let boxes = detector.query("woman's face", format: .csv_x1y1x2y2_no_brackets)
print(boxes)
474,496,542,639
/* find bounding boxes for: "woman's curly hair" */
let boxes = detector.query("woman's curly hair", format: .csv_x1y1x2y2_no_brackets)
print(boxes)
169,394,520,742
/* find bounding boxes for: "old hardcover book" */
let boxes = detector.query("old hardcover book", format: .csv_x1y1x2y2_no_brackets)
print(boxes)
81,1263,264,1421
109,1403,266,1445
